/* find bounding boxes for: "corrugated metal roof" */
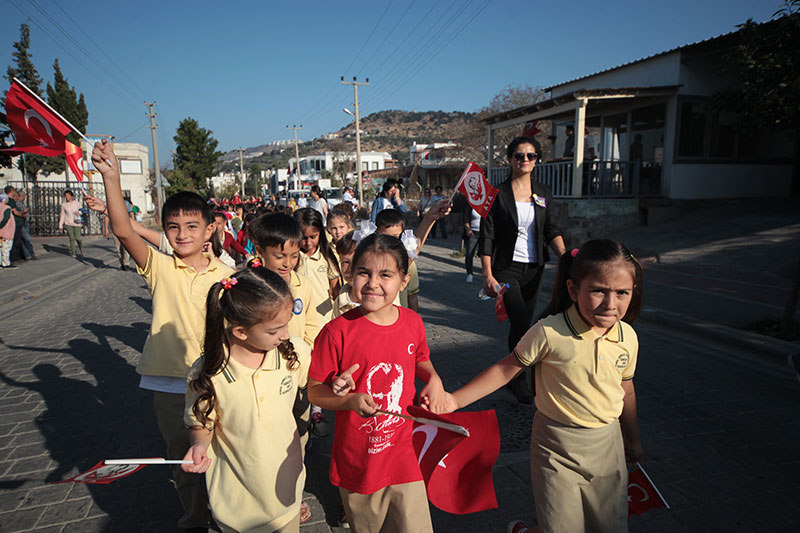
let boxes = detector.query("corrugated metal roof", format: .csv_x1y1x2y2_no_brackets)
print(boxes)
545,27,742,91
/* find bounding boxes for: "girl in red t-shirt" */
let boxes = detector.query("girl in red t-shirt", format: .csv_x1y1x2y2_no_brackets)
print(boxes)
308,233,449,533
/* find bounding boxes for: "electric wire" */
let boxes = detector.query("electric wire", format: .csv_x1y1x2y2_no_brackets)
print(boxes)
342,0,395,77
355,0,417,76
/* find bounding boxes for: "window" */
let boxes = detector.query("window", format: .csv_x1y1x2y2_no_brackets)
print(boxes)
678,101,707,157
372,162,379,170
119,159,142,174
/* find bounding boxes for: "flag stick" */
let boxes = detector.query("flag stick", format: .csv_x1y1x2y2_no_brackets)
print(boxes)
635,462,670,509
376,408,470,437
448,163,472,204
12,77,92,144
105,458,193,465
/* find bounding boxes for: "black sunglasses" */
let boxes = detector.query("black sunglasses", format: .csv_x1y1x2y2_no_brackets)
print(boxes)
513,152,539,162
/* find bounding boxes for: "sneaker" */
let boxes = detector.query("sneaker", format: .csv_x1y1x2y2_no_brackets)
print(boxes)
299,501,311,524
466,274,473,283
507,521,531,533
310,411,329,437
3,264,19,270
789,353,800,383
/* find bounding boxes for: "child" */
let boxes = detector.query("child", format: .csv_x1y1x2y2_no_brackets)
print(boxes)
91,139,234,530
326,205,353,247
332,231,358,317
435,239,645,533
0,193,15,269
182,267,311,532
308,233,449,533
294,207,340,322
375,209,421,311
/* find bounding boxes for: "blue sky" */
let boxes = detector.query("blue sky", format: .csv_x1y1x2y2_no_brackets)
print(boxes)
1,0,777,160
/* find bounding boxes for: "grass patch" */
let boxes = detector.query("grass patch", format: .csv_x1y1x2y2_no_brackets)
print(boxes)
739,317,800,342
450,249,465,258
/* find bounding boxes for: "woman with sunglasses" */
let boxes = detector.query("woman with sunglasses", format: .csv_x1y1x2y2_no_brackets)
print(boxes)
478,136,566,403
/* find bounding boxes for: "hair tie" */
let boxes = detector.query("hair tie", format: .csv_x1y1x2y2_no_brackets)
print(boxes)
353,220,376,243
220,277,238,291
570,248,579,258
249,258,263,268
400,230,418,261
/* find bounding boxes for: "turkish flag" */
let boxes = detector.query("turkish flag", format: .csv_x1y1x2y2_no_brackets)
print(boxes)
522,120,540,137
1,80,72,157
57,461,146,485
455,162,498,218
65,141,84,182
627,464,670,516
408,405,500,514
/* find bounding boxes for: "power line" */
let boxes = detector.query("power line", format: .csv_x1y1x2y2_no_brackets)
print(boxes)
116,119,149,141
356,0,418,76
342,0,396,76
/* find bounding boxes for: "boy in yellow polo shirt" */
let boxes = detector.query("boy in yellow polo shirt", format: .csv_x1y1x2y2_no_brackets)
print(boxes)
91,140,234,531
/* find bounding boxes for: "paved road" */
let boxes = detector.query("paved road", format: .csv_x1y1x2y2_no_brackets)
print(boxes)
0,223,798,532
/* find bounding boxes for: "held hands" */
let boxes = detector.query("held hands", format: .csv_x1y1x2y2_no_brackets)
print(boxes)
181,443,212,474
91,139,118,178
332,364,359,396
420,378,459,414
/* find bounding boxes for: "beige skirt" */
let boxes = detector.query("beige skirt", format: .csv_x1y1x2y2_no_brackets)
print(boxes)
530,412,627,533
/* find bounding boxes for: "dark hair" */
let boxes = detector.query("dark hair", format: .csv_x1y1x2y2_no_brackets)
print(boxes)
335,230,357,256
249,213,302,250
294,208,340,276
506,136,542,160
162,191,213,228
311,185,324,198
539,239,643,323
64,189,74,198
327,204,353,225
3,185,14,194
375,208,405,232
190,267,298,428
352,233,409,276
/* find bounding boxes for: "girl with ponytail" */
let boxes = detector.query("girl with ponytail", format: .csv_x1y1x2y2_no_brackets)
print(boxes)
182,266,311,532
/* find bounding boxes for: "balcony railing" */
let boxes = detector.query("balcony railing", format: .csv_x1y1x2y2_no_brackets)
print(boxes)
489,160,641,198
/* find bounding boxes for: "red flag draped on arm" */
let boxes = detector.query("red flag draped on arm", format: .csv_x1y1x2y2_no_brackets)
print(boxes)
408,405,500,514
454,162,499,218
1,80,73,156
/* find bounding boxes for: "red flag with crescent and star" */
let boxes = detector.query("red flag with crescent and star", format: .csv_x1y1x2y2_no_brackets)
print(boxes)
455,162,498,218
1,80,73,157
408,405,500,514
628,463,670,516
65,141,85,182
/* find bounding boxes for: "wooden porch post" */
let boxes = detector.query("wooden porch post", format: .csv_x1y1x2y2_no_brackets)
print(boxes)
572,98,587,197
487,125,494,180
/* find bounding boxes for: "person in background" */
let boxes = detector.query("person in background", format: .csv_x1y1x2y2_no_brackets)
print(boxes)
3,186,26,263
297,193,309,209
463,205,481,283
430,185,448,239
309,185,329,224
417,188,435,219
0,193,16,269
370,180,407,223
15,191,36,261
58,190,84,258
104,195,135,270
563,125,575,158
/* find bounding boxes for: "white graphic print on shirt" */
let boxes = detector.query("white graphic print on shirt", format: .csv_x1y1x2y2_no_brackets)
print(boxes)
359,362,405,454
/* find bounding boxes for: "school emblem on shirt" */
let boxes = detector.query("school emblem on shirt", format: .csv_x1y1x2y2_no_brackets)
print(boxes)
318,265,327,273
615,353,630,369
279,376,293,395
532,194,546,208
292,298,303,315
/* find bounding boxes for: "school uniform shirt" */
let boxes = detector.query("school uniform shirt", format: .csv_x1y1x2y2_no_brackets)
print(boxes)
184,337,311,532
399,261,419,308
513,304,638,428
296,248,337,324
287,270,322,349
309,307,430,494
137,246,235,379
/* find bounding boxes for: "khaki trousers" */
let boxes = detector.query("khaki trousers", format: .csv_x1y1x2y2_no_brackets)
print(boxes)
340,480,432,533
531,413,628,533
153,391,211,529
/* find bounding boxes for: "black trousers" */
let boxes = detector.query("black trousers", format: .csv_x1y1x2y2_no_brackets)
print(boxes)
494,261,545,353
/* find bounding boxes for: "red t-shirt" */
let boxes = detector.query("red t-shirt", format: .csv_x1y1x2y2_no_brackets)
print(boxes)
309,306,431,494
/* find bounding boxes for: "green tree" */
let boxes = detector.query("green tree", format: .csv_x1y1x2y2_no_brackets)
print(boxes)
247,163,262,195
173,117,222,191
716,2,800,332
2,24,46,176
42,59,89,175
163,167,196,197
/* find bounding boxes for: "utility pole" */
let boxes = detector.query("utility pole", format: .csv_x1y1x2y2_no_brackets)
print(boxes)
341,77,369,208
237,148,246,196
146,102,164,220
286,125,302,203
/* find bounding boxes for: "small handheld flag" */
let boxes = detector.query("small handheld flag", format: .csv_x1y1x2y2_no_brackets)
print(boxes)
452,162,499,218
628,462,670,516
56,458,192,484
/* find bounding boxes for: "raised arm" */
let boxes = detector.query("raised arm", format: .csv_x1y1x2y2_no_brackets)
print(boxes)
85,194,164,248
414,199,451,253
91,140,149,268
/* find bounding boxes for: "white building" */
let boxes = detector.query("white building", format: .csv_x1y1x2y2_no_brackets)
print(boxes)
289,151,393,182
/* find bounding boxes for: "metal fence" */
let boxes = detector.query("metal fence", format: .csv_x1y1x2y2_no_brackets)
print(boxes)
6,181,107,236
489,160,642,198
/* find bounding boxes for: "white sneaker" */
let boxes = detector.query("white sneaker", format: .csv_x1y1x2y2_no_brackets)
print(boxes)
466,274,473,283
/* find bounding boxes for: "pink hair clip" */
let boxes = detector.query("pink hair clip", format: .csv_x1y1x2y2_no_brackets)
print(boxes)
570,248,579,258
250,258,263,268
220,277,238,290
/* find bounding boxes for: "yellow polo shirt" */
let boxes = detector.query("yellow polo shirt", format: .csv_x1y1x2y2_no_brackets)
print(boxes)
184,337,310,532
514,304,638,428
287,270,321,349
137,247,234,378
296,248,337,325
399,261,419,308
